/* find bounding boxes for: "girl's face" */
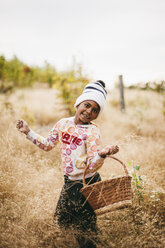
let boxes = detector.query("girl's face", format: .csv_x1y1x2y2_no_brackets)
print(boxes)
75,100,100,125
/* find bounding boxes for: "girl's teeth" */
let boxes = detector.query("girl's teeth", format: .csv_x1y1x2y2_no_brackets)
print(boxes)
82,113,90,119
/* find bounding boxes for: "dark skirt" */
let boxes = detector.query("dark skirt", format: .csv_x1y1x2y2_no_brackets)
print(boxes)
54,172,101,247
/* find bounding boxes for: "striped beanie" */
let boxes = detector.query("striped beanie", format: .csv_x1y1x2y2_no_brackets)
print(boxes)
74,80,107,111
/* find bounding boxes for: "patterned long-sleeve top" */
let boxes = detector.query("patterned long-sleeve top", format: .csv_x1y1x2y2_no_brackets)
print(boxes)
26,116,104,180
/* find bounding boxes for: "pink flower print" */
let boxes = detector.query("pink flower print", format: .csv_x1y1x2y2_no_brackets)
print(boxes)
66,166,74,174
49,136,56,143
66,148,72,155
70,143,77,150
78,129,84,135
52,129,58,135
65,157,71,163
65,162,73,175
70,161,73,167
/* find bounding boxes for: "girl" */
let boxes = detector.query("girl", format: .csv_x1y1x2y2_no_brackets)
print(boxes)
16,80,119,248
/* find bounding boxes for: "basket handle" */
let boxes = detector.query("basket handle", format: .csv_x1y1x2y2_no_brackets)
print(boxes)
83,155,129,186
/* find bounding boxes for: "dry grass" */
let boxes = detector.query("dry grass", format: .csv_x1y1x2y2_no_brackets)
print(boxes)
0,88,165,247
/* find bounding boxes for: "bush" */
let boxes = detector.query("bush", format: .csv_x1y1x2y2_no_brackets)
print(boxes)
54,66,89,115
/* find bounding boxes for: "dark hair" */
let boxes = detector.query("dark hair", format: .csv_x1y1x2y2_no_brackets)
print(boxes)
97,80,106,88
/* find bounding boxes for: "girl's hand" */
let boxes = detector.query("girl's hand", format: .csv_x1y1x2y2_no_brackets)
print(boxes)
99,145,119,158
16,119,30,135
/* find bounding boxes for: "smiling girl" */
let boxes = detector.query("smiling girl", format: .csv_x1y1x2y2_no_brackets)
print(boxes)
16,80,119,248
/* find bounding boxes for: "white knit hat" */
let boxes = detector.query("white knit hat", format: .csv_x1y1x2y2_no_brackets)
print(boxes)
74,81,107,111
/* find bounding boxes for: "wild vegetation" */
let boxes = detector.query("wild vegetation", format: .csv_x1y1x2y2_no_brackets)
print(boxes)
0,55,89,115
127,80,165,93
0,82,165,247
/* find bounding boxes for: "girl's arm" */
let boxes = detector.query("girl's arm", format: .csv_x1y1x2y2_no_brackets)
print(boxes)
16,119,59,151
86,126,119,172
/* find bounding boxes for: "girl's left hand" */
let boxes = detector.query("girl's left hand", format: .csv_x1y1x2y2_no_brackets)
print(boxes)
99,145,119,158
16,119,30,135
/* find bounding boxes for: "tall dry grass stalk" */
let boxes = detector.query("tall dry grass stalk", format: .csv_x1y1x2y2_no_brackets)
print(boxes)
0,88,165,247
99,89,165,191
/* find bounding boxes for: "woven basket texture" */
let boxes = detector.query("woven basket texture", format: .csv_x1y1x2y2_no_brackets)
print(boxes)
80,156,132,212
81,175,132,210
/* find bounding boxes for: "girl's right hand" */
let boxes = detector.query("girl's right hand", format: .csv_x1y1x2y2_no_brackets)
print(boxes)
16,119,30,135
99,145,119,158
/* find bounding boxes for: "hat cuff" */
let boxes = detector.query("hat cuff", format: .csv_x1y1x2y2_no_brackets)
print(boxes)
74,92,105,111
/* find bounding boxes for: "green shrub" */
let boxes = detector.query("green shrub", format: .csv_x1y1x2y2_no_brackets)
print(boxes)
54,67,89,115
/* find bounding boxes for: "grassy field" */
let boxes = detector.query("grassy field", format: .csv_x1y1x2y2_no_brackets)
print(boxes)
0,87,165,248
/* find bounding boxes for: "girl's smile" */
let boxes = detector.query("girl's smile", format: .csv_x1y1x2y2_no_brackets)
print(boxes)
75,100,100,125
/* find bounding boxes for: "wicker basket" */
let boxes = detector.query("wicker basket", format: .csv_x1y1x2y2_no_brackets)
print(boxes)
80,156,132,215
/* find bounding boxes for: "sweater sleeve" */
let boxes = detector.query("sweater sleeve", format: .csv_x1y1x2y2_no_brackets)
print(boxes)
86,125,104,172
26,121,60,151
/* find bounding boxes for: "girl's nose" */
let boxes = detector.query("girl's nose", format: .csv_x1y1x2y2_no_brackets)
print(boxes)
86,108,92,115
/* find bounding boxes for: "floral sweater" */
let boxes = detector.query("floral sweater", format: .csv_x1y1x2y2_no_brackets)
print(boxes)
26,116,104,180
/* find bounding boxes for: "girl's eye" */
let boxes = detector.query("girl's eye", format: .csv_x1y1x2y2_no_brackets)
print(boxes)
93,109,98,114
85,103,90,108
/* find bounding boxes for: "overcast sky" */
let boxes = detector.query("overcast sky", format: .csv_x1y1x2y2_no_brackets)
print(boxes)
0,0,164,88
